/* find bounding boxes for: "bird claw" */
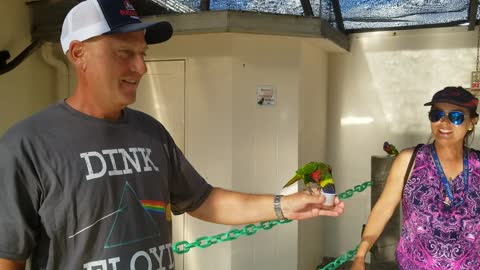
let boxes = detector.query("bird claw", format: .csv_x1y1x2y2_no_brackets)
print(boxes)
306,184,321,195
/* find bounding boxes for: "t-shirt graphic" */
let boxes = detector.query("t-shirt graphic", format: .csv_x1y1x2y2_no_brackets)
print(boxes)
105,181,164,248
66,181,167,249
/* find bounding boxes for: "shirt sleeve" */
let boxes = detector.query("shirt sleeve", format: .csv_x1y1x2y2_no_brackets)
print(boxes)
164,133,213,215
0,141,41,260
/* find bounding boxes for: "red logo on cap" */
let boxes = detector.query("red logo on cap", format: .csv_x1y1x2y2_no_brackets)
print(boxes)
124,0,135,10
120,0,138,16
465,99,479,106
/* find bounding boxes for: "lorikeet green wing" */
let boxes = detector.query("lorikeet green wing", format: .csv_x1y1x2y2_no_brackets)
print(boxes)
383,141,399,156
283,162,335,194
283,162,318,188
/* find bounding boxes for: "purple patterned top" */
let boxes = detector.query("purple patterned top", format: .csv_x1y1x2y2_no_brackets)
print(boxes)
396,144,480,269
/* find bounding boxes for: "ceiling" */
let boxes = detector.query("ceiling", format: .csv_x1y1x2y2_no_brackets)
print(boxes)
9,0,476,75
147,0,480,33
28,0,480,36
23,0,480,49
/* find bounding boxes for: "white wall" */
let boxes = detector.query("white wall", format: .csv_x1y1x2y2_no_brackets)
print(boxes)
147,34,235,270
0,0,57,135
230,34,301,270
327,26,480,259
147,33,333,269
298,40,329,270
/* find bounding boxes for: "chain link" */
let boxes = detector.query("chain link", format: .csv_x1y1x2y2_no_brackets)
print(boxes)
173,219,293,254
338,181,372,199
318,245,359,270
172,181,373,270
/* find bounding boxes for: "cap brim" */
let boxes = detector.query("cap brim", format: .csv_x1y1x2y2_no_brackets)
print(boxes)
106,21,173,44
424,101,433,106
424,99,477,108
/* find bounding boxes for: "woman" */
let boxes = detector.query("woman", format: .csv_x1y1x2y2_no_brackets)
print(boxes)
352,86,480,270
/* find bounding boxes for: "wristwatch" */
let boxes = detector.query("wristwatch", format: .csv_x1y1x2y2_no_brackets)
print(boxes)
274,195,286,220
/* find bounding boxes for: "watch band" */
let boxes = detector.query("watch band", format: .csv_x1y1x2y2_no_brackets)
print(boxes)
274,194,286,220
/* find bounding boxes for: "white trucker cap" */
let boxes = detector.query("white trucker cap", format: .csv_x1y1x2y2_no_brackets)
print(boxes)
60,0,173,54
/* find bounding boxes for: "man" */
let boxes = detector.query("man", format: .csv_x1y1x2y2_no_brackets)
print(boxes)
0,0,344,269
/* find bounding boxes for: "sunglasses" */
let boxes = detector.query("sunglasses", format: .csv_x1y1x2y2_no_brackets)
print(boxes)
428,109,469,125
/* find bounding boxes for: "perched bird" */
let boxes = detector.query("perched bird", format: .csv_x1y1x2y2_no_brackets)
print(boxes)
283,162,336,194
383,141,399,156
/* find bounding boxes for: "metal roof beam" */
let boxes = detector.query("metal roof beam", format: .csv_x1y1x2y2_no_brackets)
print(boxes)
200,0,210,11
299,0,313,16
468,0,479,31
331,0,345,33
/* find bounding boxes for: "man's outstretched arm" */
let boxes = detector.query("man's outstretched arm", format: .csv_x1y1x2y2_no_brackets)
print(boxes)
189,187,344,225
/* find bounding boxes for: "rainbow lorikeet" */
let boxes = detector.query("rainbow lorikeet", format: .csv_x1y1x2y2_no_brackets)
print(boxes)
283,162,336,194
383,141,399,156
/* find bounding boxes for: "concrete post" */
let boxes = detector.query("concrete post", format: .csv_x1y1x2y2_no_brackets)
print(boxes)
370,155,400,269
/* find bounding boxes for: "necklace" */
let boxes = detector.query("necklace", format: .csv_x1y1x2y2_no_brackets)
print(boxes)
430,144,469,207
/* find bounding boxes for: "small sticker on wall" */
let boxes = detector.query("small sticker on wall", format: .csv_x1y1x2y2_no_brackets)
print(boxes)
256,86,276,106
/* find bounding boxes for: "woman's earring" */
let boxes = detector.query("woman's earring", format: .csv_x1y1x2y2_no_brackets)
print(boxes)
469,126,474,131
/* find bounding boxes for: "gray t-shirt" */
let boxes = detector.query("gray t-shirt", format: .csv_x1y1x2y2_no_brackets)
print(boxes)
0,101,213,270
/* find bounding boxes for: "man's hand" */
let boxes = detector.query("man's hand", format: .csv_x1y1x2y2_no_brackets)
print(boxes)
281,188,344,220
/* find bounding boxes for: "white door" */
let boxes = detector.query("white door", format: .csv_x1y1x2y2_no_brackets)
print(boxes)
130,60,186,270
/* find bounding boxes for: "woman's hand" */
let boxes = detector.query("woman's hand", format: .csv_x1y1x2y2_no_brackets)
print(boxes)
351,256,366,270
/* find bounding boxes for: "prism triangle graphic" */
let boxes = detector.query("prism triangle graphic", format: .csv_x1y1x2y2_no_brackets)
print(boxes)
105,182,160,248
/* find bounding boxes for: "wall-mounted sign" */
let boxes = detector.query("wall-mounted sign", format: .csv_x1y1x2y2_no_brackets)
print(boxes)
256,86,276,106
471,71,480,97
